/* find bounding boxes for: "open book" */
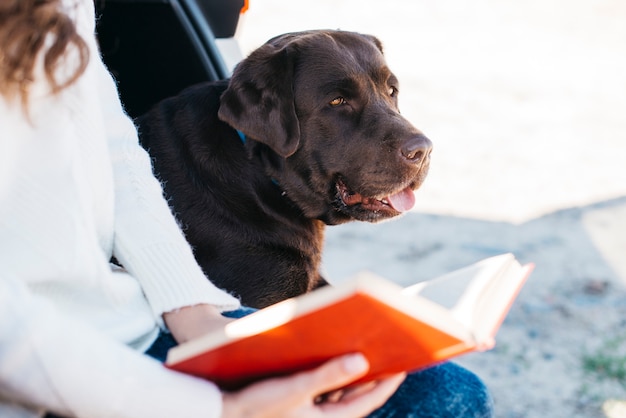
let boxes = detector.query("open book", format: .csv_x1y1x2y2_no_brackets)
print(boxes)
166,253,533,390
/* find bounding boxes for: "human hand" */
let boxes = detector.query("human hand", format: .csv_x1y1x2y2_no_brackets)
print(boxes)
221,353,406,418
163,304,234,344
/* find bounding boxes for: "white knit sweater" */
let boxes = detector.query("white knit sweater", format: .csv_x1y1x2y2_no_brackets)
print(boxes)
0,1,239,417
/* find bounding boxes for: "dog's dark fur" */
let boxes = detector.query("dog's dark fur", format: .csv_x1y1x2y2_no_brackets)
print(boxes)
137,30,432,308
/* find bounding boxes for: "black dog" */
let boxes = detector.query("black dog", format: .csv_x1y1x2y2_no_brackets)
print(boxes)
137,30,432,308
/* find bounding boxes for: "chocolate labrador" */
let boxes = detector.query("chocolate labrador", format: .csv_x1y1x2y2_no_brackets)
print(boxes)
137,30,432,308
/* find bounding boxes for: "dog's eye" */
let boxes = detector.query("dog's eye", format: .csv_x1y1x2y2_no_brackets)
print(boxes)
329,97,346,107
388,87,398,97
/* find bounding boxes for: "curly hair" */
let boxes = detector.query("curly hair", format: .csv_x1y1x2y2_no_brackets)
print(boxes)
0,0,90,109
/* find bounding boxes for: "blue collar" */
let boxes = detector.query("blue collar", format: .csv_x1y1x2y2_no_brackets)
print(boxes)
237,130,246,144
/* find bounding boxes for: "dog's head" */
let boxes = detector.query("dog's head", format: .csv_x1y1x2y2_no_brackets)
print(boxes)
219,30,432,225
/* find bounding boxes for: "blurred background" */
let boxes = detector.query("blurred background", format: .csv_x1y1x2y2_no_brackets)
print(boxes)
237,0,626,223
236,1,626,417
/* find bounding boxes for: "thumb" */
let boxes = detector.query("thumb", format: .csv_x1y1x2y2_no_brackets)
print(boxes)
301,353,370,396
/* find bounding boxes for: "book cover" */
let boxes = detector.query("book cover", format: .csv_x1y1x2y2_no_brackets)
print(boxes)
166,253,533,390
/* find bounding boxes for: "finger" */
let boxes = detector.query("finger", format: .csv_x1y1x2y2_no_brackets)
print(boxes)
314,388,346,405
325,389,345,403
222,353,370,418
334,381,377,402
356,374,407,407
316,381,377,405
318,373,407,418
298,353,370,397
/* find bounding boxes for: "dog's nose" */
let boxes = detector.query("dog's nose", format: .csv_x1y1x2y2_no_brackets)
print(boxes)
400,135,432,164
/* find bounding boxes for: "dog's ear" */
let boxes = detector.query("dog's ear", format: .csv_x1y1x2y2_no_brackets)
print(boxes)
363,34,384,54
218,42,300,158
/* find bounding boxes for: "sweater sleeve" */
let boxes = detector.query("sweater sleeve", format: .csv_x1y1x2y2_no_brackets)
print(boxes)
0,273,225,418
94,38,240,321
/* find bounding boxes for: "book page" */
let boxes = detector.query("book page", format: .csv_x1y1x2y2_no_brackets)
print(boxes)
467,262,533,342
402,254,516,328
402,269,474,309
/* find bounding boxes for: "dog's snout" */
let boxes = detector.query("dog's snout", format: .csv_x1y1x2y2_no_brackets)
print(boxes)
400,135,432,164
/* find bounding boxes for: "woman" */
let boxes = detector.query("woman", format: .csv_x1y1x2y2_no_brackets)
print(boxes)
0,1,493,417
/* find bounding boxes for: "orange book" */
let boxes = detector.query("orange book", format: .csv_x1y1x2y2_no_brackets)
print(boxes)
166,253,534,390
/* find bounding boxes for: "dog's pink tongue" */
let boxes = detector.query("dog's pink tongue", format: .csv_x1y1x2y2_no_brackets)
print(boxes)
386,187,416,212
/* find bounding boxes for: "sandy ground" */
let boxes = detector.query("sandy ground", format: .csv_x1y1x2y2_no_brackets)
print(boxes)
235,1,626,417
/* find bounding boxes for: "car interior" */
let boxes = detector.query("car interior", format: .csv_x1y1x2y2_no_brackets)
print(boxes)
95,0,245,118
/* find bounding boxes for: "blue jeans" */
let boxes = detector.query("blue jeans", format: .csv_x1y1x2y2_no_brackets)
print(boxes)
147,308,494,418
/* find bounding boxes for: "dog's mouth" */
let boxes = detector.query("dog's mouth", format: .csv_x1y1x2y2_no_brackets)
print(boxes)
335,178,416,219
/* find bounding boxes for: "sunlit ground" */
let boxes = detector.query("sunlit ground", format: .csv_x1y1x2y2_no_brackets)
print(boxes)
604,399,626,418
